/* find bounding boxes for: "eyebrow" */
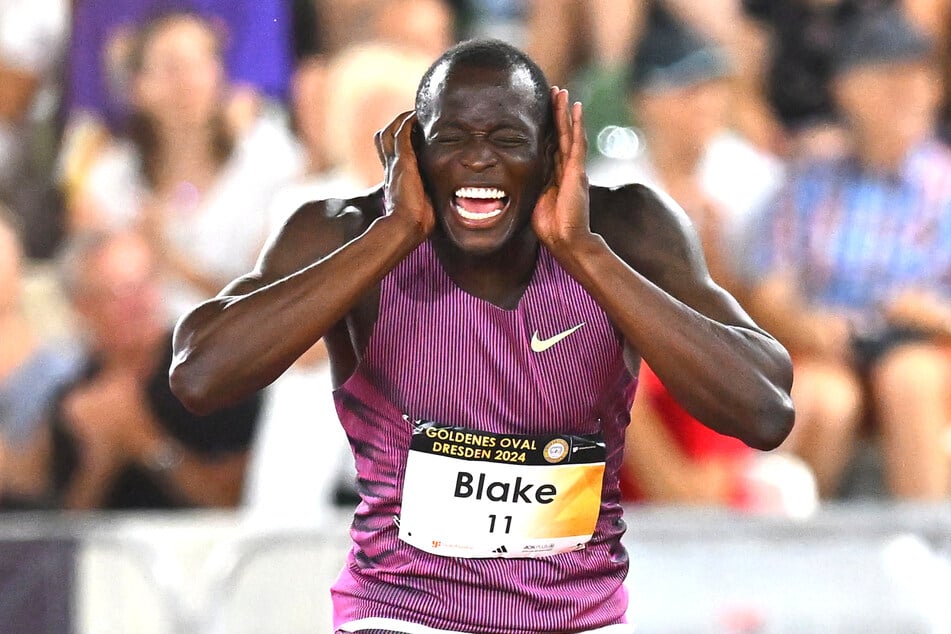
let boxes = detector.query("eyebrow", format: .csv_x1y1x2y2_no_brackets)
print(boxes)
431,120,531,134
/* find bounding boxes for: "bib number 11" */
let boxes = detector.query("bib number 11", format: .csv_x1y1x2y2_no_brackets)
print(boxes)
488,514,512,534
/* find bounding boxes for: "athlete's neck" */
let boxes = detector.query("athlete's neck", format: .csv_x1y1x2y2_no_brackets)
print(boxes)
431,229,539,310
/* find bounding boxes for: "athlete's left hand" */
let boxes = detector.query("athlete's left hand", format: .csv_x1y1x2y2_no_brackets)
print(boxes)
531,87,592,253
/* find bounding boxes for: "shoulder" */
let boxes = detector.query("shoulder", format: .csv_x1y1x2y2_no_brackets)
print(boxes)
266,172,370,232
589,182,701,278
589,181,691,230
257,186,385,282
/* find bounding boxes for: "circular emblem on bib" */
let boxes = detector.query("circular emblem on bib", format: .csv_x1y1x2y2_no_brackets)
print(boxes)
543,438,569,463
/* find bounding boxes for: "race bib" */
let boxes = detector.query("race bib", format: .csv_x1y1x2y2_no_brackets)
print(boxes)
397,418,606,558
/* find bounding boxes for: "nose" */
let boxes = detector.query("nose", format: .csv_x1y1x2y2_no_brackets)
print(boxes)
459,139,498,171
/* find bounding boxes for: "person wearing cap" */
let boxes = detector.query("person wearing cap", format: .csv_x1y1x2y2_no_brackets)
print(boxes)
590,7,811,513
744,6,951,500
589,4,785,297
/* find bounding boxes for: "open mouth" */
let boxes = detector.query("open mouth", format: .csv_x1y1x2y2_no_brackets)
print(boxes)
453,187,510,222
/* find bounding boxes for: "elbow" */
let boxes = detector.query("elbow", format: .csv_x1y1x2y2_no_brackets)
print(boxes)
169,354,220,416
745,389,795,452
746,344,795,451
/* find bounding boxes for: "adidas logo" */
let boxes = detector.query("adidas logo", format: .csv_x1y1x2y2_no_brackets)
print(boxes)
492,545,508,554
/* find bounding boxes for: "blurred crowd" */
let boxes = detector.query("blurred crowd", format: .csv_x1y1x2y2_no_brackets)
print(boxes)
1,0,950,520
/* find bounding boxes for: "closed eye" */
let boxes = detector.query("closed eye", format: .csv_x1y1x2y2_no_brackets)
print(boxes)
493,135,529,147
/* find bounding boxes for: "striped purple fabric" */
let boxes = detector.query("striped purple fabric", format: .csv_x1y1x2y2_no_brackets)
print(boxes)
331,239,638,633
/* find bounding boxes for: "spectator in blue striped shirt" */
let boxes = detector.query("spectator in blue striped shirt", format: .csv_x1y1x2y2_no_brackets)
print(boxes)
744,6,951,501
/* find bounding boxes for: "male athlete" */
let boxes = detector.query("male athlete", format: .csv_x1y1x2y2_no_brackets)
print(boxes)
170,40,794,634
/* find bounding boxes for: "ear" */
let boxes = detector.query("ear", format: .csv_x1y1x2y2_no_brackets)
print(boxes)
411,118,425,156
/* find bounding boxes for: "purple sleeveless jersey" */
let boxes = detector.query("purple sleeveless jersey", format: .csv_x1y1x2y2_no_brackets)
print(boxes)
331,239,638,633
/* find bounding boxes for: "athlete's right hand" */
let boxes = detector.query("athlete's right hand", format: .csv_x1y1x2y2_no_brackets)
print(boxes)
375,111,436,240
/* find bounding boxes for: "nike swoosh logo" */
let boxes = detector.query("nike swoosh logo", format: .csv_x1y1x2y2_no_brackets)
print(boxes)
530,323,585,353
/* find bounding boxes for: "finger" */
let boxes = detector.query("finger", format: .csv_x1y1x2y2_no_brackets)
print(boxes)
555,89,573,164
377,110,414,164
374,129,386,168
551,90,573,183
569,101,587,166
393,111,418,160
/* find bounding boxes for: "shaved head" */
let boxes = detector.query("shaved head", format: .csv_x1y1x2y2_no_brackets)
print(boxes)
415,39,553,136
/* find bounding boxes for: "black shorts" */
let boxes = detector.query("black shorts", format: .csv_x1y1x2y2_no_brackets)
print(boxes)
850,326,930,374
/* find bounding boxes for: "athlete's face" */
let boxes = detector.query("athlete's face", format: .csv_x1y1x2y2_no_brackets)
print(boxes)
416,64,552,255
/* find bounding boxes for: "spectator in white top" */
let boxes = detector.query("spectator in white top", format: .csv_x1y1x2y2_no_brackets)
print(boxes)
68,11,303,323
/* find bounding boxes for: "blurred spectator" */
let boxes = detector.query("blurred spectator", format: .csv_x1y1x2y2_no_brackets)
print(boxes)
452,0,524,42
525,0,642,88
590,6,784,297
740,0,899,158
0,207,79,508
900,0,951,139
65,0,294,132
270,42,432,221
289,0,324,63
525,0,782,159
622,364,817,516
58,0,298,239
523,0,642,140
68,11,303,322
373,0,456,59
0,0,70,258
50,230,262,510
744,7,951,500
289,0,452,184
314,0,456,58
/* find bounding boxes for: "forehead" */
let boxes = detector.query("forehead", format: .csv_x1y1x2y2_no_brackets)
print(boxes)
143,18,217,60
422,62,539,128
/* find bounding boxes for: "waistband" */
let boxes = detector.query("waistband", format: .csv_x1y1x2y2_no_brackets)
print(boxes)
337,617,635,634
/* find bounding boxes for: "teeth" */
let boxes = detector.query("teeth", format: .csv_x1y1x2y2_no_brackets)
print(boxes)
457,206,503,221
454,187,507,199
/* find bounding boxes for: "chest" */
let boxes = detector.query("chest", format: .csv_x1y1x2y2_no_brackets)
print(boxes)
363,247,628,435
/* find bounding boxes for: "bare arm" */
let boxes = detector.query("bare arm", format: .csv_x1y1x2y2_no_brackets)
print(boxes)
534,91,793,450
170,199,415,413
170,112,434,414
